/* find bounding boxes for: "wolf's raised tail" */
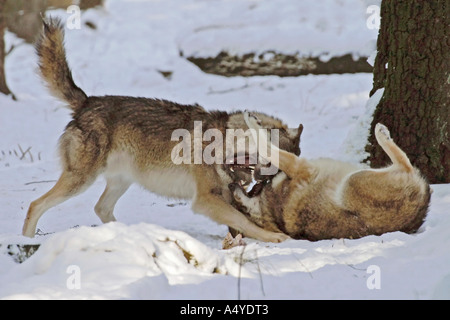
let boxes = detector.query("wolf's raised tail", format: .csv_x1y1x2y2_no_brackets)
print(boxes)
36,17,87,112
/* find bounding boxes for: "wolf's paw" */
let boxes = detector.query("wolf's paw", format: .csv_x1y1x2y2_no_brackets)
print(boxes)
375,123,392,142
262,231,290,243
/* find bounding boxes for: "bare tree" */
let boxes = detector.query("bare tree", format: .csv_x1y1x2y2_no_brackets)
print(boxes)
366,0,450,183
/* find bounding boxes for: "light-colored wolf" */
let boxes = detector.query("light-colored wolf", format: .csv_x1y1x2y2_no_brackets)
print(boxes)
22,18,303,242
229,113,431,241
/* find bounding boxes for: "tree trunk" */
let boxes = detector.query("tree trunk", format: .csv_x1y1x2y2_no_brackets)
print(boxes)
366,0,450,184
0,0,14,98
4,0,47,43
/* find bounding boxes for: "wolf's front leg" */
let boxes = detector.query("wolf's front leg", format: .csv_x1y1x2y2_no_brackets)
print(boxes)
192,196,289,242
193,185,289,243
244,112,313,182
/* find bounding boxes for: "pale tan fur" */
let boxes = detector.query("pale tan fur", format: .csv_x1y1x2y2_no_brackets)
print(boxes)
231,114,431,241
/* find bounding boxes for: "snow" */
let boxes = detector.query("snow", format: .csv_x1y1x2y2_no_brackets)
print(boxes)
1,0,449,300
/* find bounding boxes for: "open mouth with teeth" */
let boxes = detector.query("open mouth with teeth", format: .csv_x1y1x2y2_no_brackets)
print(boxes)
224,154,273,198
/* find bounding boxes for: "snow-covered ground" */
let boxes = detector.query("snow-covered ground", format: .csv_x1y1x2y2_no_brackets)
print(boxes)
1,0,449,300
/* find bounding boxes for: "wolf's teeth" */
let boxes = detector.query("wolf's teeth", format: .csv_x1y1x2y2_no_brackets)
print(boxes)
229,167,235,173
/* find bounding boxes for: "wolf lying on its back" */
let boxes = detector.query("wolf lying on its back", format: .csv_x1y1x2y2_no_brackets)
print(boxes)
229,113,431,241
22,18,303,242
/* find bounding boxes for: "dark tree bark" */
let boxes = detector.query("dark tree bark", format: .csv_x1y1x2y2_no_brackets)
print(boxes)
366,0,450,184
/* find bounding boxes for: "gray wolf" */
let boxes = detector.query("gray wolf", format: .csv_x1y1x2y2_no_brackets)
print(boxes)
229,113,431,241
22,17,302,242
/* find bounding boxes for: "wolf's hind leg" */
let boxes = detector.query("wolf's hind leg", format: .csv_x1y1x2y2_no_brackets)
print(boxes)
375,123,413,173
23,127,107,238
340,126,430,235
95,176,131,223
22,170,97,238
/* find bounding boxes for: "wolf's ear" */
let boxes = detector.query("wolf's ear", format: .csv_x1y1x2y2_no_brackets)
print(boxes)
288,123,303,139
297,123,304,138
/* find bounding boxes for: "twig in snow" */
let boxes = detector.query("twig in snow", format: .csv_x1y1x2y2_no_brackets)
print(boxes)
237,244,246,300
25,180,57,186
18,144,33,162
254,249,265,297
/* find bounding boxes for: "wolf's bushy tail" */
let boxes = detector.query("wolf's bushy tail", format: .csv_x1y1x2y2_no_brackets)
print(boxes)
36,17,87,112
